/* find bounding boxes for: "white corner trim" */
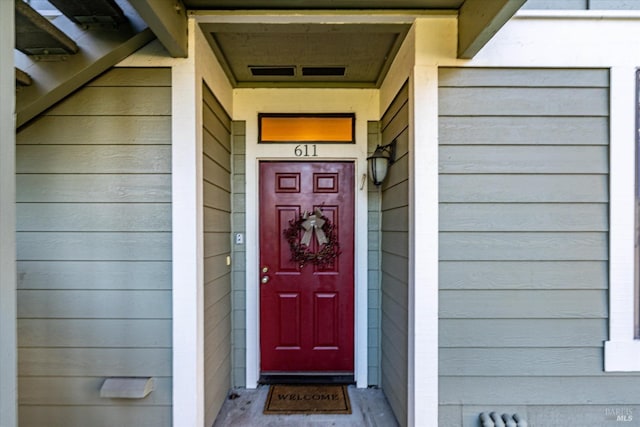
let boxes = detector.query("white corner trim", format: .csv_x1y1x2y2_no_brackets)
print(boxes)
408,65,439,427
605,66,639,372
172,19,205,427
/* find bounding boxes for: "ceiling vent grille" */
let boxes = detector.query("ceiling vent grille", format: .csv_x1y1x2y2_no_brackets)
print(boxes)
249,66,295,77
302,66,346,77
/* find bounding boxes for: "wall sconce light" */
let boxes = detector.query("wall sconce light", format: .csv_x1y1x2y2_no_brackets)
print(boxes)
367,139,397,186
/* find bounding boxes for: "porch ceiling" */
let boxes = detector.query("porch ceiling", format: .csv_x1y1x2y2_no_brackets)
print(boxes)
200,22,411,88
188,0,526,87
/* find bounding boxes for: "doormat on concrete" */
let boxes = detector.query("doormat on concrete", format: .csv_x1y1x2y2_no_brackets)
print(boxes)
263,384,351,415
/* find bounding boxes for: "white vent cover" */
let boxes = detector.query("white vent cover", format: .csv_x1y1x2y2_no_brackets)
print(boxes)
100,377,154,399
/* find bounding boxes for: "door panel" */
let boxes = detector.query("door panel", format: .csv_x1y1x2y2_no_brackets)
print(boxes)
260,161,354,373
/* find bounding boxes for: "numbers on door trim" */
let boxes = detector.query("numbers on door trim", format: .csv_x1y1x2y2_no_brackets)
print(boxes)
294,144,318,157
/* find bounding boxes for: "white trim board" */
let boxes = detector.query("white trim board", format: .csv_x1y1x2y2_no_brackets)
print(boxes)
233,88,378,388
605,66,638,371
170,20,205,427
408,65,439,427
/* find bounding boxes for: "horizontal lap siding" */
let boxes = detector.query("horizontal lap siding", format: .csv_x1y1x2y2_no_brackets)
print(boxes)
380,82,409,427
202,83,232,427
231,121,247,387
438,68,619,427
16,67,172,427
368,121,381,386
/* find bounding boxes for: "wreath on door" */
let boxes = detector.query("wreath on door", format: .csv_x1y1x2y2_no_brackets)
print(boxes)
283,208,340,269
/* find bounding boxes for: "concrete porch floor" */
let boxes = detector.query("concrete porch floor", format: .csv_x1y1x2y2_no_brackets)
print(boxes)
212,385,399,427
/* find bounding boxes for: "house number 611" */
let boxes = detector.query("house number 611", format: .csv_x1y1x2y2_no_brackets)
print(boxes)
294,144,318,157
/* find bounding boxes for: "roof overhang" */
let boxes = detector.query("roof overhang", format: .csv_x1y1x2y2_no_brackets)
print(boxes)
147,0,525,66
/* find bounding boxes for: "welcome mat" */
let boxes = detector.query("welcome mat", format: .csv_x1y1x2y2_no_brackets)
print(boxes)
263,384,351,415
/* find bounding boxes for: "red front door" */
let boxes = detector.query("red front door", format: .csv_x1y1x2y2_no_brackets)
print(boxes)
259,161,354,373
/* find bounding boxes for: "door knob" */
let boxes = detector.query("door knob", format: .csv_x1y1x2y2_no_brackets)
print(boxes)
261,276,269,284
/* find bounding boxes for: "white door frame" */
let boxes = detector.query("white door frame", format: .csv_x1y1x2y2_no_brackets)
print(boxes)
234,88,379,388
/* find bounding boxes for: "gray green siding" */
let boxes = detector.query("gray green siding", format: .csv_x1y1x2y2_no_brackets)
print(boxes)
379,82,409,427
523,0,640,10
202,83,233,426
437,67,627,427
368,121,382,386
231,121,247,388
16,67,172,427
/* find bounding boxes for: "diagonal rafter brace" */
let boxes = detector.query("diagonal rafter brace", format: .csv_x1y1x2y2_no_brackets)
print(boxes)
15,67,32,86
15,0,155,127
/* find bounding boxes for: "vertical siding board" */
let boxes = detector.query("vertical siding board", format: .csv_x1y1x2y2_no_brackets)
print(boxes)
16,67,173,427
202,83,232,427
438,67,611,419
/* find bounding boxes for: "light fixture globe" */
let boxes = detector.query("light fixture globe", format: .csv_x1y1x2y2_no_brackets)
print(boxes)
367,139,397,186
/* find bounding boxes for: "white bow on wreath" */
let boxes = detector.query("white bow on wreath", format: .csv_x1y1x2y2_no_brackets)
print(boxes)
300,208,328,246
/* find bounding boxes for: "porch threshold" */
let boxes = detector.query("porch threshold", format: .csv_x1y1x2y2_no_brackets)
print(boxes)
259,373,355,385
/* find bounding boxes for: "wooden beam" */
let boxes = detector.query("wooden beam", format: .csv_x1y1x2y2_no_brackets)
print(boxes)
15,0,79,55
128,0,188,58
15,7,155,127
0,0,17,426
458,0,526,59
48,0,128,26
15,67,32,86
